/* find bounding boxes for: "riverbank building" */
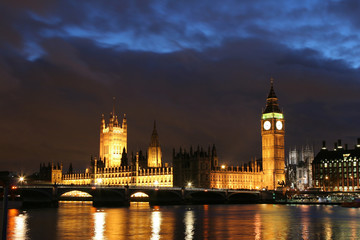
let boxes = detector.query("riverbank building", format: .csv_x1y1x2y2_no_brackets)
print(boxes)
62,105,173,187
173,79,286,190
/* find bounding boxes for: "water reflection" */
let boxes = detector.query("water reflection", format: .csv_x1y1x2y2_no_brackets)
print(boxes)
254,213,261,240
203,205,209,240
299,205,310,240
93,210,106,240
184,210,195,240
7,209,28,240
4,203,360,239
150,209,161,240
349,208,358,239
323,217,333,240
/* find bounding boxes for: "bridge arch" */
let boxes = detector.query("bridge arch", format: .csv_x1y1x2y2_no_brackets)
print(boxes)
59,190,93,200
57,187,93,198
185,191,226,204
130,192,150,201
227,192,260,203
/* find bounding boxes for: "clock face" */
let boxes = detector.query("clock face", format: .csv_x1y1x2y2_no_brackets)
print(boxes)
276,121,283,130
263,121,271,130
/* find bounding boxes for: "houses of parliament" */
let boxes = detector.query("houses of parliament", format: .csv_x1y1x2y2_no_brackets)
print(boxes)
58,80,285,190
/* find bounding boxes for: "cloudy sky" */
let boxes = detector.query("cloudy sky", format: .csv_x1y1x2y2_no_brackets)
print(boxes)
1,0,360,173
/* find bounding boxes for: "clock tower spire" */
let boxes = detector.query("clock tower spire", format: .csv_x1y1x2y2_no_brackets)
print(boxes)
261,78,285,190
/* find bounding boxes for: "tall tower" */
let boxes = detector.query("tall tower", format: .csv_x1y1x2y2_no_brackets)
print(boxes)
99,98,127,168
147,121,162,167
261,78,285,190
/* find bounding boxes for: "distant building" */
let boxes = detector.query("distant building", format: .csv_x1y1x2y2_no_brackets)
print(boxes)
147,121,162,167
173,145,263,189
285,145,314,190
49,79,287,190
30,162,63,184
173,146,214,189
173,79,285,190
62,103,172,187
261,78,286,189
313,139,360,191
99,100,127,168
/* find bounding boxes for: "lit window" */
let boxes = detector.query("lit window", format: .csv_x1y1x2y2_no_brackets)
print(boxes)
354,162,357,166
325,163,328,168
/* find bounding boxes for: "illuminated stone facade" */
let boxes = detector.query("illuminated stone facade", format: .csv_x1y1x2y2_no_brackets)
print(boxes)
62,80,286,190
147,121,162,167
62,103,172,187
173,80,285,190
99,104,127,168
313,139,360,191
210,161,263,189
286,145,314,190
173,146,263,189
62,165,173,187
37,163,63,184
261,79,286,190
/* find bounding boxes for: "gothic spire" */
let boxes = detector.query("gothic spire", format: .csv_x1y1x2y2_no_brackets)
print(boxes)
267,77,277,99
263,77,281,113
112,97,116,117
149,120,160,147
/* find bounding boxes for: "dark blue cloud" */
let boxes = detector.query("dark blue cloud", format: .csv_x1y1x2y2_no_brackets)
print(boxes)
2,1,360,67
0,1,360,172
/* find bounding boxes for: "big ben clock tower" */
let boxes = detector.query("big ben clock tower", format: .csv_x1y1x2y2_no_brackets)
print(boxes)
261,78,285,190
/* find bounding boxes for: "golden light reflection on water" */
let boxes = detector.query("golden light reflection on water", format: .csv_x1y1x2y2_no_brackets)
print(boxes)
349,208,358,239
4,203,360,239
150,210,161,240
93,210,106,240
260,204,289,239
7,209,28,240
254,213,261,240
324,217,333,240
184,209,195,240
203,205,209,240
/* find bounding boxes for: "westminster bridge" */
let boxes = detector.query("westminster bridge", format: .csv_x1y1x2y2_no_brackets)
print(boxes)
12,185,268,207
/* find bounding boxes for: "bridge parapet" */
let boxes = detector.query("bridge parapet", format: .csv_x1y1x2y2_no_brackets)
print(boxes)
16,185,262,207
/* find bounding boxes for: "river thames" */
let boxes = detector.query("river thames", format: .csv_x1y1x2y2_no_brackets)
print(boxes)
2,202,360,240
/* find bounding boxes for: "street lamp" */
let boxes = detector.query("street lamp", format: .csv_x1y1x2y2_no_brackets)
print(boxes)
221,165,226,170
19,176,24,185
324,176,329,191
187,182,192,188
96,178,103,185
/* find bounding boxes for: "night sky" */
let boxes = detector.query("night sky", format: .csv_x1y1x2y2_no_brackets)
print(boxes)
1,1,360,174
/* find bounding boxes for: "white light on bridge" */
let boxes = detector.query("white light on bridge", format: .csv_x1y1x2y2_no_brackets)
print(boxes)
131,192,149,198
61,190,92,198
